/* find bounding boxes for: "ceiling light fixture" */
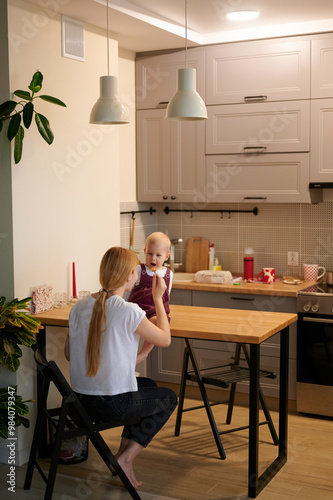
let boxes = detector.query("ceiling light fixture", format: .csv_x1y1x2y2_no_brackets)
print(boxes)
90,0,129,124
166,0,207,121
226,11,259,21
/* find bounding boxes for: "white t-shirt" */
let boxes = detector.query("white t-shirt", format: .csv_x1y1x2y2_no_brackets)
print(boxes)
69,294,145,396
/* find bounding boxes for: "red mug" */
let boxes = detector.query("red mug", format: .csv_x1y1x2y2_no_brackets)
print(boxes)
257,267,275,283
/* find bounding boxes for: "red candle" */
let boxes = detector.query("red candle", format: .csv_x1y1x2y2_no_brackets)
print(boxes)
72,262,77,298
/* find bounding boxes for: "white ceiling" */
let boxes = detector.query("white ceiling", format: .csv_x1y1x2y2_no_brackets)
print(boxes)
25,0,333,52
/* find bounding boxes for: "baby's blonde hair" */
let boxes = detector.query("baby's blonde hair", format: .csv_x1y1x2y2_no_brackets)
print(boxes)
145,232,171,252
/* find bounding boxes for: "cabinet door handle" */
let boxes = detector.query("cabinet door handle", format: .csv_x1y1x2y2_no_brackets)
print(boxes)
158,101,169,108
243,197,267,200
163,195,168,200
244,95,268,102
243,146,267,153
171,196,176,200
231,296,255,301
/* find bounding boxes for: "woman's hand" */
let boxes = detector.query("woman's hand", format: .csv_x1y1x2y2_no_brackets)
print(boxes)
152,273,167,303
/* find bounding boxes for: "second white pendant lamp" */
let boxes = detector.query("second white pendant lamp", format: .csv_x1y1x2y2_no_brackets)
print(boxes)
90,0,129,124
166,0,207,121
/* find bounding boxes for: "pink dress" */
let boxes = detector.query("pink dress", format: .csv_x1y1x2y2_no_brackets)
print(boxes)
129,264,171,322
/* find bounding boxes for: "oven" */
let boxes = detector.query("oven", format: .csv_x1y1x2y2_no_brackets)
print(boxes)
297,284,333,417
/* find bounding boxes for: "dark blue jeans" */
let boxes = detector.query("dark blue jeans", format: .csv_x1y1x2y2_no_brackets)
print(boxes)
76,377,177,448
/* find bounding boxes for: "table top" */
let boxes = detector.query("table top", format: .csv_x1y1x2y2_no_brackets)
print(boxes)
33,303,297,345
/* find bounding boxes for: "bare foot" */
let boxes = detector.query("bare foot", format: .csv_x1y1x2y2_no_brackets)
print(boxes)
117,454,142,489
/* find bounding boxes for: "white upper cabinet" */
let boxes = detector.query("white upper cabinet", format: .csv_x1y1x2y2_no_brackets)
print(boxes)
310,98,333,183
206,154,311,203
206,39,310,105
136,48,205,109
311,38,333,98
206,101,310,154
136,109,205,202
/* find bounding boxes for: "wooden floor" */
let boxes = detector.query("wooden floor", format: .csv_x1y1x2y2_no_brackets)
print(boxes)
1,397,333,500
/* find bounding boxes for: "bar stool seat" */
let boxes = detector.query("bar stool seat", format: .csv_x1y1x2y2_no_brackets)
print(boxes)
175,341,278,460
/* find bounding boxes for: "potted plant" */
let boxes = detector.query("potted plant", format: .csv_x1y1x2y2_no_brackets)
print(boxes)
0,386,32,439
0,296,41,436
0,70,66,163
0,296,40,372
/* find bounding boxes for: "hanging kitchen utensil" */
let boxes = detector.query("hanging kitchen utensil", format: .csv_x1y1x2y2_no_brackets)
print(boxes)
129,214,142,254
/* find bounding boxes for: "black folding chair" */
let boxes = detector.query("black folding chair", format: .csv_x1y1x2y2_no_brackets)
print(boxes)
24,345,141,500
175,340,278,460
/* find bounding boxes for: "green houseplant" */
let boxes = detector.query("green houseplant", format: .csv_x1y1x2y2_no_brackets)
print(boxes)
0,296,41,438
0,70,66,163
0,386,32,439
0,296,40,372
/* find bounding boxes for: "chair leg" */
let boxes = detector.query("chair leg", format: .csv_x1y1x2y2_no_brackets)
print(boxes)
226,344,242,425
186,340,226,460
24,378,51,490
44,401,71,500
87,429,141,500
174,346,190,436
259,386,279,445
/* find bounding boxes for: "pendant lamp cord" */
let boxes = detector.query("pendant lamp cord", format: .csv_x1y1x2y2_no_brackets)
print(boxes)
106,0,110,76
185,0,188,68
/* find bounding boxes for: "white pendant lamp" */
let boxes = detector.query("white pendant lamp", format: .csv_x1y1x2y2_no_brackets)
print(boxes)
90,0,129,124
166,0,207,121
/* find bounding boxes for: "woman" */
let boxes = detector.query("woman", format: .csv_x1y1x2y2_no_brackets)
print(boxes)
64,247,177,489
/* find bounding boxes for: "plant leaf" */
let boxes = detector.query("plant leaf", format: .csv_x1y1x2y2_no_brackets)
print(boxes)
13,90,32,101
7,114,21,141
14,125,24,164
29,71,43,93
39,95,66,107
35,113,53,144
0,100,17,119
23,102,34,128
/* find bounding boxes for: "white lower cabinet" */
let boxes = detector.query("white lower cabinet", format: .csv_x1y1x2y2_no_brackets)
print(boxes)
310,98,333,183
206,153,310,203
149,289,297,400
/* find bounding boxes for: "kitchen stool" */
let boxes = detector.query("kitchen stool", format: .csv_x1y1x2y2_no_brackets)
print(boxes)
175,340,278,460
24,345,141,500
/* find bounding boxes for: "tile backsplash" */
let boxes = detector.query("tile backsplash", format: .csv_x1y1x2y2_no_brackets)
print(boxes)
120,201,333,278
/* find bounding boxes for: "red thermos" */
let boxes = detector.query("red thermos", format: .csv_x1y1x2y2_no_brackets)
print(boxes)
244,256,254,280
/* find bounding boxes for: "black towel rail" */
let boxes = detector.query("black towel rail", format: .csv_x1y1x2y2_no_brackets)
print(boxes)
164,206,258,218
120,206,156,218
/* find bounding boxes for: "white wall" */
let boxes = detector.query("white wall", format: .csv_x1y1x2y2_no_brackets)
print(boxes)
9,0,121,299
1,0,136,465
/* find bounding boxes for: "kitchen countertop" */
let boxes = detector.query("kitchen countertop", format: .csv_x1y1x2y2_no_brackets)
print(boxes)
172,279,318,297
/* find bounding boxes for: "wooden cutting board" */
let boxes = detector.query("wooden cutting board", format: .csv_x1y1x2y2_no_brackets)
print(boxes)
185,237,210,273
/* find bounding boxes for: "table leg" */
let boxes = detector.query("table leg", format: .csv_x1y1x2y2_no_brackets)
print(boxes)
248,327,289,498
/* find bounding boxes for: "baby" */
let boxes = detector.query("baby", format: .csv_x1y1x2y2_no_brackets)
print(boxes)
129,232,173,364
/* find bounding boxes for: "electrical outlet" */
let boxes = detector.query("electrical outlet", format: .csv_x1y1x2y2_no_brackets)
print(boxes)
287,251,299,266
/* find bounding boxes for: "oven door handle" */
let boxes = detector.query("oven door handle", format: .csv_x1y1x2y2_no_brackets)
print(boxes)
303,317,333,324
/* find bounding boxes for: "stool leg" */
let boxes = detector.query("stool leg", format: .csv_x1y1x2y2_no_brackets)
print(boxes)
175,346,190,436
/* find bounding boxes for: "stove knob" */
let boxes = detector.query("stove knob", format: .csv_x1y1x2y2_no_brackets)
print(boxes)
303,304,310,312
311,304,319,313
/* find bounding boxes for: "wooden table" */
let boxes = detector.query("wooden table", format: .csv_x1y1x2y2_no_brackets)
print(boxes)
33,303,297,498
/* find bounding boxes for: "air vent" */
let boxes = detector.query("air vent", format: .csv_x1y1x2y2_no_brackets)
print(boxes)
62,15,85,62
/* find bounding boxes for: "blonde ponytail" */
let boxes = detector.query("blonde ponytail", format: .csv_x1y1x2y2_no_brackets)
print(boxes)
86,247,139,376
